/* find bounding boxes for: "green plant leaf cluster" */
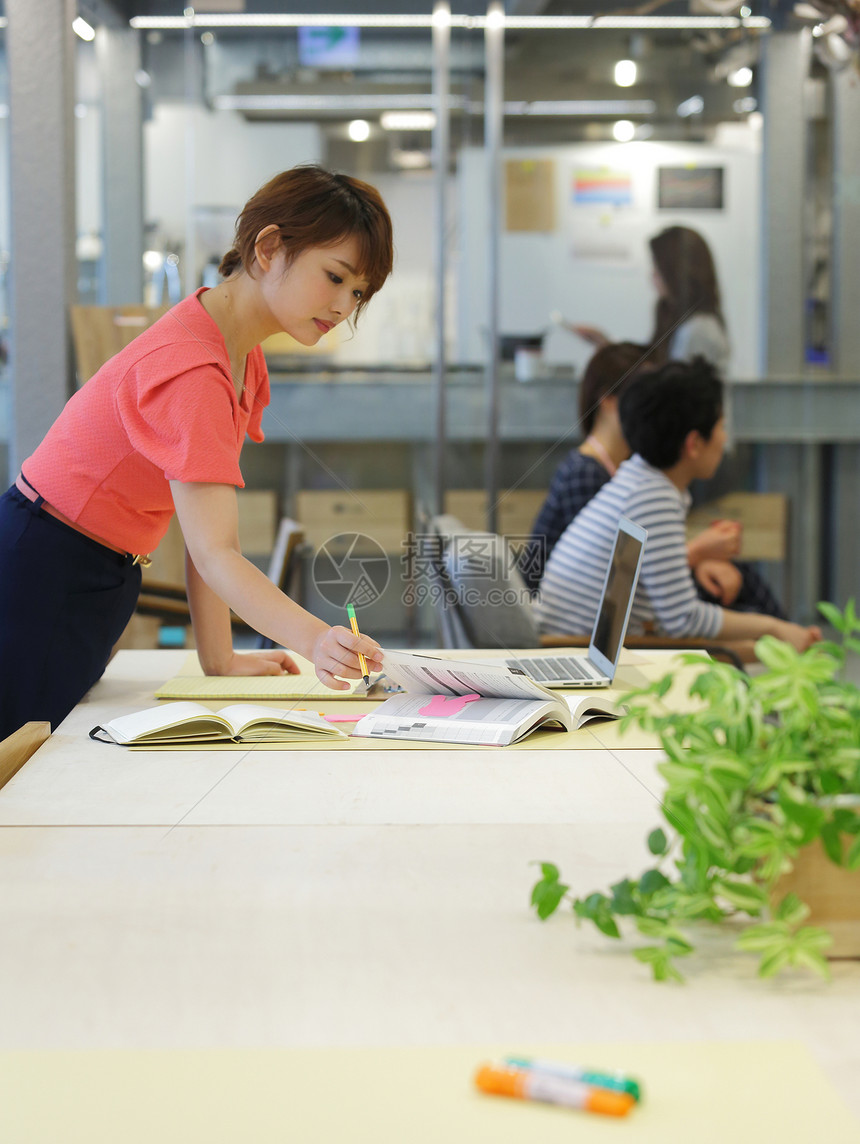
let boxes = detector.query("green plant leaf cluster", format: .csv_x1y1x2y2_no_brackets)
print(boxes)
530,601,860,982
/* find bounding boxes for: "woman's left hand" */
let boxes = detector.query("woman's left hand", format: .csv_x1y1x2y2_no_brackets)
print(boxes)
222,650,302,676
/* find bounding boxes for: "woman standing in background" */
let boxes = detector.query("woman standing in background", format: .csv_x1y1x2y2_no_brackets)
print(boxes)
563,225,730,375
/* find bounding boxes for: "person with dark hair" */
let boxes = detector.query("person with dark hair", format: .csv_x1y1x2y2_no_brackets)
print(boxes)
536,359,820,652
523,342,780,617
0,165,393,738
560,225,730,374
520,342,652,593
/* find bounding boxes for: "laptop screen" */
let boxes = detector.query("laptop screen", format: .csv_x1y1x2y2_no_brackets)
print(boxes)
588,517,647,679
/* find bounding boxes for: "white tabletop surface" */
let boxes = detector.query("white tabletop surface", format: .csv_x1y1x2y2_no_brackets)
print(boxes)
1,650,858,1128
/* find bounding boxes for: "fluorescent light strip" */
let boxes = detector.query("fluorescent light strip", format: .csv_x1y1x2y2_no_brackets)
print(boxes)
130,13,771,32
214,94,655,117
506,100,656,115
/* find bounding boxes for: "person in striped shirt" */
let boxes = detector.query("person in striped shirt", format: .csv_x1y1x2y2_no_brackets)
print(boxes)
536,359,821,653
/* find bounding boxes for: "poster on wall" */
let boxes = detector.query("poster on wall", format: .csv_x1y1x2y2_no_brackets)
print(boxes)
569,166,641,262
657,165,724,210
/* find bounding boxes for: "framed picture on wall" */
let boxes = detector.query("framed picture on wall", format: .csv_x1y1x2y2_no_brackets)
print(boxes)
657,166,724,210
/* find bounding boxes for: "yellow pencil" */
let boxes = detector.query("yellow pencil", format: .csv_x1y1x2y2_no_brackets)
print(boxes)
346,603,370,687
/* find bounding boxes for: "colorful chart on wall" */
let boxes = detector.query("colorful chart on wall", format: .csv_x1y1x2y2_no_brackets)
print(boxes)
569,166,642,263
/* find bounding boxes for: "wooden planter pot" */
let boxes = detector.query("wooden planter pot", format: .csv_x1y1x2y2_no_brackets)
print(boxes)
775,840,860,958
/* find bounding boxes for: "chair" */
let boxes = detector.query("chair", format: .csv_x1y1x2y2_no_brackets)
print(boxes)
0,722,50,792
70,305,167,387
424,514,755,670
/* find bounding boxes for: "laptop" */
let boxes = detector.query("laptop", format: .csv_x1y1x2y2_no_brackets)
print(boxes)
505,516,648,688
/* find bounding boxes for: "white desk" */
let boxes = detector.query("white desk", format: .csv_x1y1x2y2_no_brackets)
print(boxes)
1,651,859,1138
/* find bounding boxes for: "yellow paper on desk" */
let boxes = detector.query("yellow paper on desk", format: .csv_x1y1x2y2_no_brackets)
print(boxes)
155,652,365,701
2,1041,857,1143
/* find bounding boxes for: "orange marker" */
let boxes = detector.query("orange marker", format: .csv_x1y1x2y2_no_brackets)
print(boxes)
474,1063,635,1117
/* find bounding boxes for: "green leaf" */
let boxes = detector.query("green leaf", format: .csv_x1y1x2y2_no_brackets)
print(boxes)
531,876,569,920
647,827,669,856
639,868,671,897
846,836,860,871
789,947,831,980
634,915,670,939
736,923,789,953
609,878,639,916
538,862,560,882
717,879,769,914
819,821,844,865
774,891,810,927
758,946,793,978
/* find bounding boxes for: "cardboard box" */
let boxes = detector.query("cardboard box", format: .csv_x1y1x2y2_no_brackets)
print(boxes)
443,489,544,547
143,489,278,588
686,492,788,562
295,489,411,555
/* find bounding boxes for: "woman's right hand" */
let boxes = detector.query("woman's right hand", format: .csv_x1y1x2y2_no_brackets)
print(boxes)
567,323,610,348
312,625,384,690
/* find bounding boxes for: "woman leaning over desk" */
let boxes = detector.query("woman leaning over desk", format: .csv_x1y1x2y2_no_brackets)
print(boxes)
0,165,392,739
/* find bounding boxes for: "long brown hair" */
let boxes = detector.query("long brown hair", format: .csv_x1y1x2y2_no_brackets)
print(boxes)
649,226,725,363
219,165,393,320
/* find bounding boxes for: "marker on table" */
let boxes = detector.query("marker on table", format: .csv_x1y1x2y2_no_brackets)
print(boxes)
504,1056,642,1102
474,1063,635,1117
346,603,370,688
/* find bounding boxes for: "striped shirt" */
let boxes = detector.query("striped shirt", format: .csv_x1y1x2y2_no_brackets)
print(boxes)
536,453,723,639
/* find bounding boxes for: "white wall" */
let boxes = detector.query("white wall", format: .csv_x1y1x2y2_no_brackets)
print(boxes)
143,104,322,292
457,132,763,379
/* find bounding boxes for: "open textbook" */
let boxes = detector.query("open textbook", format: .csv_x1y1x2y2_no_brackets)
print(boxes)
354,650,625,746
90,702,349,747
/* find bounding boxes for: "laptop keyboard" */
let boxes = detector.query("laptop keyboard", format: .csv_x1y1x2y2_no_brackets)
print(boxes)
508,656,595,682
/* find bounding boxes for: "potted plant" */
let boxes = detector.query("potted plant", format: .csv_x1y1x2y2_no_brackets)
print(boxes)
531,601,860,982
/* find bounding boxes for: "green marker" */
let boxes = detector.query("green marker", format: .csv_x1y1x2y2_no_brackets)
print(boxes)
504,1057,642,1103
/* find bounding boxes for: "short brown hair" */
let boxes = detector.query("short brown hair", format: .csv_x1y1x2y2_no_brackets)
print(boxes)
219,165,394,320
578,341,655,434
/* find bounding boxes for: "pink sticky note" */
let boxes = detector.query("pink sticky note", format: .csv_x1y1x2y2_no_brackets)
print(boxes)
418,693,481,718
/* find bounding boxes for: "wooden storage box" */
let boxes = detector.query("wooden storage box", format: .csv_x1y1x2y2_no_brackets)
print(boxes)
295,489,411,555
686,492,788,562
444,489,544,545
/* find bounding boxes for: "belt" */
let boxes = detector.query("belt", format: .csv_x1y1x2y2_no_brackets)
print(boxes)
15,474,153,567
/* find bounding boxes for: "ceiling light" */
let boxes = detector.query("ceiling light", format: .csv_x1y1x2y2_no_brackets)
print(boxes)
348,119,371,142
73,16,95,41
733,96,757,113
614,59,637,87
507,99,655,116
727,66,753,87
380,111,437,131
129,12,771,32
612,119,636,142
677,95,705,118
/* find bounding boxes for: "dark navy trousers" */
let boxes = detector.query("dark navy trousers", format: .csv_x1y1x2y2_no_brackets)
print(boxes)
0,486,141,739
